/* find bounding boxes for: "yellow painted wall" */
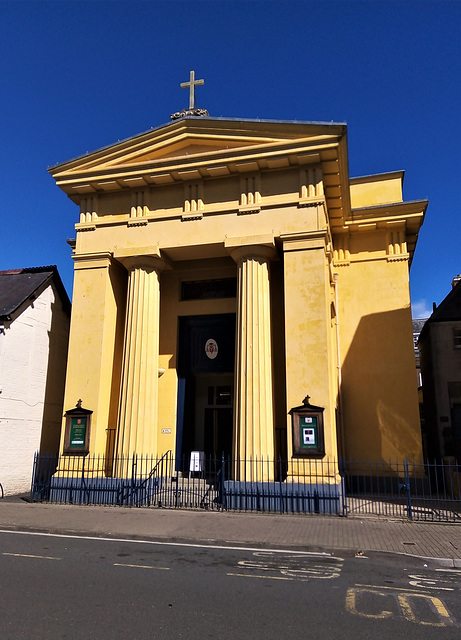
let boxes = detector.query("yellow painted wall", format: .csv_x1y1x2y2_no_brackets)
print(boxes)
283,232,338,464
59,255,126,455
335,235,423,461
350,172,404,208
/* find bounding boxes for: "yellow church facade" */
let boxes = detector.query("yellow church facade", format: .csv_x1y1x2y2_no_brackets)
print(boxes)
50,115,427,483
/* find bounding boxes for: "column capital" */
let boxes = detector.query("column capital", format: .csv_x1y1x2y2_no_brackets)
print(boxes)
225,235,277,263
72,251,113,270
280,229,329,252
114,247,172,273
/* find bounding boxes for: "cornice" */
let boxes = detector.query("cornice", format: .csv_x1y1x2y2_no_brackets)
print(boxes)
350,170,405,185
51,139,340,191
347,199,427,241
350,199,428,219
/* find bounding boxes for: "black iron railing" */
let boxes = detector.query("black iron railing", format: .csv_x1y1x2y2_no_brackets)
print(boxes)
341,457,461,521
30,453,461,521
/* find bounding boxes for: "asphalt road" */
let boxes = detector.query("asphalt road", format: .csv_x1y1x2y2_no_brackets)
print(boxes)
0,530,460,639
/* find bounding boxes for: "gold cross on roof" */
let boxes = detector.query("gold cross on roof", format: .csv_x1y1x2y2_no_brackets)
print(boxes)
180,71,204,110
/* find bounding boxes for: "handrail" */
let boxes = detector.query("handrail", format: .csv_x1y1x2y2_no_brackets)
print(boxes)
140,450,173,488
117,451,172,506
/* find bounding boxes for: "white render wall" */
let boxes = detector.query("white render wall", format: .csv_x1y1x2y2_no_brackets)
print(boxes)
0,283,67,496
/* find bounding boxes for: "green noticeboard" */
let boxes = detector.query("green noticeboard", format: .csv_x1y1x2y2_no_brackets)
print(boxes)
300,416,318,449
69,417,87,448
290,397,325,458
63,401,92,455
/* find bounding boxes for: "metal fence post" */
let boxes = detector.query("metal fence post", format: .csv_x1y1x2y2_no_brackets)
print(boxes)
220,454,226,511
339,457,348,517
403,458,412,519
78,454,86,505
30,451,38,501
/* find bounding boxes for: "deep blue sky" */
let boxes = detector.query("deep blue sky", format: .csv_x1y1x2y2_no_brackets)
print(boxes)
1,1,459,317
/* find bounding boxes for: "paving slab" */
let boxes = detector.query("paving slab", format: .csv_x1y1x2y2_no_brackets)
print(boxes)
0,496,460,565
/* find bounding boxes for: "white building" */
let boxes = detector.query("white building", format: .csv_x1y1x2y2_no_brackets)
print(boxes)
0,267,70,495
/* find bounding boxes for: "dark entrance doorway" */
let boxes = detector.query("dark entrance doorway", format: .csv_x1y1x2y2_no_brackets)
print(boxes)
176,314,236,467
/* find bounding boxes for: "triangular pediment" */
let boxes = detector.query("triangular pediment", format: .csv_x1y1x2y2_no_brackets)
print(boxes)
50,118,346,179
112,135,267,166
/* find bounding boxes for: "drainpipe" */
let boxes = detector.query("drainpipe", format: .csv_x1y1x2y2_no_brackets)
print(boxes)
333,274,346,460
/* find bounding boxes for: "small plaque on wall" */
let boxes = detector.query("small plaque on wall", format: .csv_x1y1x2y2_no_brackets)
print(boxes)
63,400,92,455
290,395,325,458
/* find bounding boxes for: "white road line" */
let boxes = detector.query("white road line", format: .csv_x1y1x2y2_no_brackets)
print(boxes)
0,529,333,556
2,552,61,560
227,572,294,581
436,568,461,573
408,574,454,591
114,563,170,570
355,583,432,594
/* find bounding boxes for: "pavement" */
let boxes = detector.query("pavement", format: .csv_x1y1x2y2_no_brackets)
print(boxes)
0,494,460,566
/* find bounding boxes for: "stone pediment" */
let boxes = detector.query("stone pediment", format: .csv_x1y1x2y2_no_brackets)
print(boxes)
111,136,265,166
50,118,346,181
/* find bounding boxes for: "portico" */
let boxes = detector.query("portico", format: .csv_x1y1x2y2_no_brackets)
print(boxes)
50,107,427,486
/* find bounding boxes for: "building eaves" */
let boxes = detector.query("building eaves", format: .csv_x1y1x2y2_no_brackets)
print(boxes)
351,199,429,216
0,266,71,321
350,170,405,184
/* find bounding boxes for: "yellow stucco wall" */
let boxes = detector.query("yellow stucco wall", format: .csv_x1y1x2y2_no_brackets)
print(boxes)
59,255,126,455
282,232,338,465
350,171,404,208
335,242,423,461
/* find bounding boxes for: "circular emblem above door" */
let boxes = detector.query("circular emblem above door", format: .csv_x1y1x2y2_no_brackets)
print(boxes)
205,338,218,359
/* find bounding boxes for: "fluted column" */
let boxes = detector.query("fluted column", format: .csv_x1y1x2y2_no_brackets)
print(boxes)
229,243,276,481
116,256,164,458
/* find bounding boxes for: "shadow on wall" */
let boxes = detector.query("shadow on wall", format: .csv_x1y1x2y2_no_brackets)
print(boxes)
340,307,422,461
104,263,128,467
39,297,70,458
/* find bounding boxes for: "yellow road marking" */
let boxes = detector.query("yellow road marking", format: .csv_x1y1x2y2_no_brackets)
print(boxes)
398,593,454,627
346,588,393,619
346,586,455,627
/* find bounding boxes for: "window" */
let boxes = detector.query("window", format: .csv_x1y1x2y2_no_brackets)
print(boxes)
181,278,237,301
